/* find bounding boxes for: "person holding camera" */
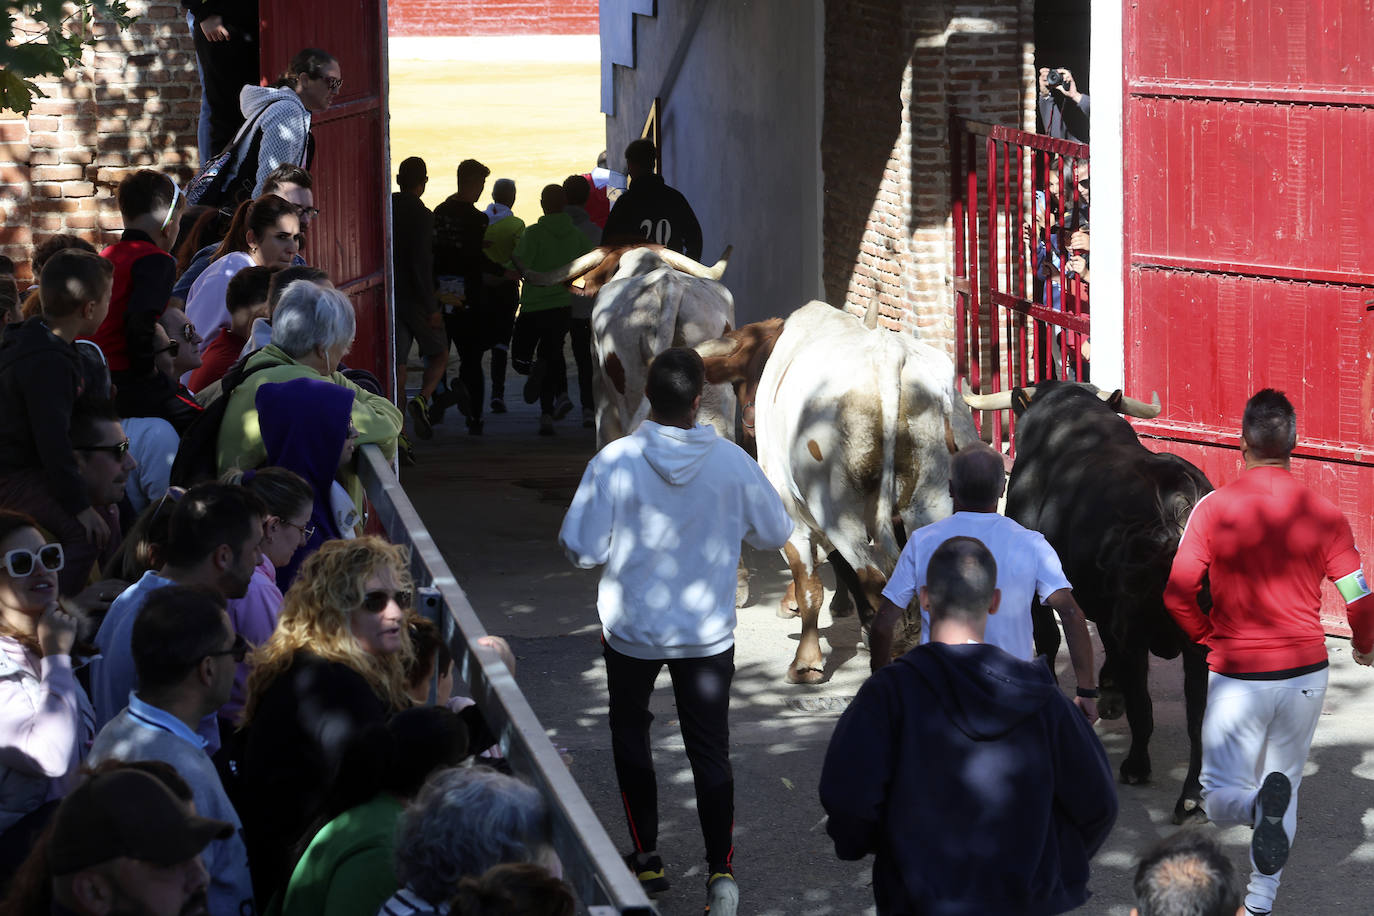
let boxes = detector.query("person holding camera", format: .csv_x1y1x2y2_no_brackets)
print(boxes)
1039,67,1089,143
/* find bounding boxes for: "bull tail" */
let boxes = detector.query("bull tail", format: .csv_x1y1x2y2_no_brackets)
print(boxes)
874,347,905,562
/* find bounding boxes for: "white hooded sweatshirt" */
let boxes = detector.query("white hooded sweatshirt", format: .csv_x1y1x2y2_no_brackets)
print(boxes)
235,85,311,198
560,420,792,659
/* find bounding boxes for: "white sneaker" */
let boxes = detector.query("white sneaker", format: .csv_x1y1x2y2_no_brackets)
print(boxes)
704,873,737,916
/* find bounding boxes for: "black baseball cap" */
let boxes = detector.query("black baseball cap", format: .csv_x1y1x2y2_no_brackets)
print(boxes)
48,769,233,875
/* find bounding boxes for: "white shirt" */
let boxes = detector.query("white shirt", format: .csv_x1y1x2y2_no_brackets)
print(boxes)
882,511,1072,660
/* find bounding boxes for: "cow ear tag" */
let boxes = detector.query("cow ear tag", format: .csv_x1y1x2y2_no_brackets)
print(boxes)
1012,388,1032,417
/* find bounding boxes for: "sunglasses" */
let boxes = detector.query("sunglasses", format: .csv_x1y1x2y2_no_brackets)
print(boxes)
360,589,412,613
3,543,64,577
160,180,183,231
151,486,187,525
74,439,131,458
315,74,343,92
205,632,250,664
175,321,199,343
154,340,180,358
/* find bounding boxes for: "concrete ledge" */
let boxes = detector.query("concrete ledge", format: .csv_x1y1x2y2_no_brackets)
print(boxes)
388,35,600,63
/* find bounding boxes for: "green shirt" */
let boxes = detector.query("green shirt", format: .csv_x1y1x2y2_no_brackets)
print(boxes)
280,793,404,916
513,212,594,313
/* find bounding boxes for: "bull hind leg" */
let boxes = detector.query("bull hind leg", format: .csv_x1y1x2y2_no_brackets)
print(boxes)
782,540,826,684
1032,600,1062,674
828,575,854,618
778,582,799,618
1172,641,1209,825
1115,642,1155,786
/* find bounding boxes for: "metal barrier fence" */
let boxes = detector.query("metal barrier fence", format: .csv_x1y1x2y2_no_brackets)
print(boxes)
358,444,655,916
951,114,1090,453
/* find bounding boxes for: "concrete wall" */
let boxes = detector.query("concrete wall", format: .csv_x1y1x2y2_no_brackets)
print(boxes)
603,0,825,326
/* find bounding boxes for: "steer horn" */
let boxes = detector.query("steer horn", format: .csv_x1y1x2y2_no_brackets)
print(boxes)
521,248,609,287
1117,391,1162,419
961,383,1034,411
694,335,741,359
657,246,732,280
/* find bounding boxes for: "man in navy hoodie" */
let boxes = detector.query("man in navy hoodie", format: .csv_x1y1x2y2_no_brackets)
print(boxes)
819,536,1118,916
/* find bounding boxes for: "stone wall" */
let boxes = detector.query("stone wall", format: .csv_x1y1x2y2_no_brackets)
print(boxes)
821,0,1035,354
0,2,201,280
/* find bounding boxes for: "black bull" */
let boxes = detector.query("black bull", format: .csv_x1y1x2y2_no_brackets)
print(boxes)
1003,382,1213,825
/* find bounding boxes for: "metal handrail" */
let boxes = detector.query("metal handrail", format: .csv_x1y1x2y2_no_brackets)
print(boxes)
358,445,655,916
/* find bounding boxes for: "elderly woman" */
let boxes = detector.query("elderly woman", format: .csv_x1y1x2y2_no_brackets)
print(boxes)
377,767,551,915
235,536,415,908
215,280,402,509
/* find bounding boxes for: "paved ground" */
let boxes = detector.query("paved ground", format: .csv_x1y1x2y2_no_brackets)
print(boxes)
400,355,1374,915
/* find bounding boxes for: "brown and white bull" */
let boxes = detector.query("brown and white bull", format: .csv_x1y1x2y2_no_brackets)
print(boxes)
524,244,736,448
696,300,979,683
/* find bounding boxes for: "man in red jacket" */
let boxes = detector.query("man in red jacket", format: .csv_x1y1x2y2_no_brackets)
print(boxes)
1164,388,1374,916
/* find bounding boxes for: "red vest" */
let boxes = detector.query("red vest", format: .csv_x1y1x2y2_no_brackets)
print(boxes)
88,240,171,372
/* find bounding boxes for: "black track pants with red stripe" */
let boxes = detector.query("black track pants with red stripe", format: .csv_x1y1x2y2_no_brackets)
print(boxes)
603,641,735,875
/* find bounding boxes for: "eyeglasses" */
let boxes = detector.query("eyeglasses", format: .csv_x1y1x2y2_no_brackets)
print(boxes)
205,632,249,664
296,206,320,221
160,180,183,231
3,543,64,577
151,486,186,526
280,518,316,541
316,75,343,92
360,589,412,613
153,340,180,358
74,439,131,458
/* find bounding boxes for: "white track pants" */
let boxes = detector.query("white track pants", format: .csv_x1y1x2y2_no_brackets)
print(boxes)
1200,667,1328,913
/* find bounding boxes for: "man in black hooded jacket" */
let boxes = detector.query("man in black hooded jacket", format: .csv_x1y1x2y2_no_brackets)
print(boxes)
819,536,1118,915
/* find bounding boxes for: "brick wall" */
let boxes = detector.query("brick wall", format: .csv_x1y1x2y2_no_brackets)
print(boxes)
0,2,201,281
822,0,1034,355
389,0,598,37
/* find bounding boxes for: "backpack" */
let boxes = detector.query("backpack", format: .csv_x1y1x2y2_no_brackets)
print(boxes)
185,104,273,209
168,355,269,487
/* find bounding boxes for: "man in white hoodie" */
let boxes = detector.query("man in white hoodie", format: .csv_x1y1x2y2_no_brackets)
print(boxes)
559,348,791,916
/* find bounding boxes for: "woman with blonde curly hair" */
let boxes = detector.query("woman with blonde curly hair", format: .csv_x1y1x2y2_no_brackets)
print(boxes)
233,535,414,908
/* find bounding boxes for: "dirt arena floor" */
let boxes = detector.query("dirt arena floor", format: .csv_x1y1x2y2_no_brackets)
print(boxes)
388,58,605,226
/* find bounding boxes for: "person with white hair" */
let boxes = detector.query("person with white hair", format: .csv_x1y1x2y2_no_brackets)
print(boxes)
214,279,402,491
378,767,551,916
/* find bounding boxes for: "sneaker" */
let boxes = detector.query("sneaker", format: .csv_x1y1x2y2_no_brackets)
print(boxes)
582,406,594,428
490,396,507,414
1245,908,1271,916
552,393,573,420
407,395,433,440
466,418,484,436
538,413,555,436
624,852,669,896
1252,771,1292,876
398,434,417,467
523,361,546,404
436,379,474,421
704,873,738,915
430,381,449,424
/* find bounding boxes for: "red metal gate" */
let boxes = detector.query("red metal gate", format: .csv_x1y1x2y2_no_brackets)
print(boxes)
1122,0,1374,634
259,2,394,394
951,114,1090,452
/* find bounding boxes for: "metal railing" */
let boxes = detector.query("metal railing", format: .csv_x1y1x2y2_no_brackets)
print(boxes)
358,445,655,916
951,113,1090,453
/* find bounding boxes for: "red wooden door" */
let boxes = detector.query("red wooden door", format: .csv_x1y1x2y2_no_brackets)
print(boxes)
258,1,394,394
1123,0,1374,633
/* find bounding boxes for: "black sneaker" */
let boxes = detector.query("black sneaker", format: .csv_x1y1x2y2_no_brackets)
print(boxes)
466,418,484,436
1252,771,1292,876
436,379,474,420
490,396,507,414
552,393,573,420
624,852,669,896
398,434,417,467
523,361,546,405
407,395,433,440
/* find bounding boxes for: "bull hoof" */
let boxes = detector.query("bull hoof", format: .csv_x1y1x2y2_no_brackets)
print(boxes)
1098,690,1126,721
777,600,800,619
735,580,750,609
1119,756,1152,786
829,595,855,618
1171,796,1208,826
787,664,826,685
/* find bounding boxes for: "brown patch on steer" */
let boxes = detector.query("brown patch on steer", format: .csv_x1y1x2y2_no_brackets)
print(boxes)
807,439,824,462
604,352,627,395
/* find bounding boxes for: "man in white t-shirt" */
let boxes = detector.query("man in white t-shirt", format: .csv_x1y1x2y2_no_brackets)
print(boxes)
869,443,1099,721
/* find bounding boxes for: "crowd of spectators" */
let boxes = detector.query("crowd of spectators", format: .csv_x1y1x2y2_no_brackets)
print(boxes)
0,50,571,909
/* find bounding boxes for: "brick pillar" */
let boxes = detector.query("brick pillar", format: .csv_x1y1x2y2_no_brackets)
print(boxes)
0,1,201,280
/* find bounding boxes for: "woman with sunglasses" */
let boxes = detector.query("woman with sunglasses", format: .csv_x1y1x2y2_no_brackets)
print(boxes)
185,194,301,357
217,466,314,732
231,48,340,205
0,511,95,879
235,536,414,907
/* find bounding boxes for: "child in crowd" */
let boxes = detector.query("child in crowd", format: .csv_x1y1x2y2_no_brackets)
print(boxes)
189,265,272,391
88,170,183,385
0,249,114,594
